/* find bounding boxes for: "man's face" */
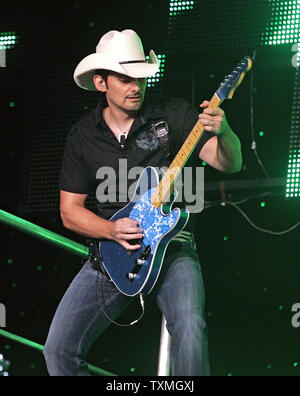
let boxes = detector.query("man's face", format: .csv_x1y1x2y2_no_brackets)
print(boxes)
95,71,147,114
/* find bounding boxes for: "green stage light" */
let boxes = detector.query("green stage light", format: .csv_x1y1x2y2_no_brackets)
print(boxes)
0,32,18,50
286,67,300,198
286,153,300,197
169,0,195,16
146,54,166,88
265,0,300,46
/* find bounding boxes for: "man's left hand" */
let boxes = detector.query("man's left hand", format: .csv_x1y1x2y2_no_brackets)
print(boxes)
198,100,229,136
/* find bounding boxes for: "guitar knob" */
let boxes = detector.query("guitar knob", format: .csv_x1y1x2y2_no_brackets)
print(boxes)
127,272,137,281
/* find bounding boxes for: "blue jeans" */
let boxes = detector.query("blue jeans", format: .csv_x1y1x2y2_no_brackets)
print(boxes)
43,240,210,376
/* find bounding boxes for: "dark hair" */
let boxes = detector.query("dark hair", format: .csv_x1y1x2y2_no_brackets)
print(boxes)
94,69,111,84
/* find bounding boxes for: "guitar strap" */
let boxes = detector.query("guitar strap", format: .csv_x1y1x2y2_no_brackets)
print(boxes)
88,239,111,280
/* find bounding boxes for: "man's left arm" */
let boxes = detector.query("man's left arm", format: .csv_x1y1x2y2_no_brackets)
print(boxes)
197,100,242,173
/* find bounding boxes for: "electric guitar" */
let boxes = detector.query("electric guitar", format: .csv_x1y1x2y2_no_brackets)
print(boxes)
99,56,252,296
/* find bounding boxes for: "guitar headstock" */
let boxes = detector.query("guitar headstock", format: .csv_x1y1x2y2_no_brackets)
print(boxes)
216,56,252,100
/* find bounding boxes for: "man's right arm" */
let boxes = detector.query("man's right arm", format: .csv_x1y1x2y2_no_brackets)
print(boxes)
60,190,143,250
60,190,112,239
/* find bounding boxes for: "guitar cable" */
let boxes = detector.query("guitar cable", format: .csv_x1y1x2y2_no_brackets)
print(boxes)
96,269,145,327
249,49,270,179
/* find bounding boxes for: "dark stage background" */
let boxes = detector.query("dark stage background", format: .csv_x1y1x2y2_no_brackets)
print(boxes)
0,0,299,376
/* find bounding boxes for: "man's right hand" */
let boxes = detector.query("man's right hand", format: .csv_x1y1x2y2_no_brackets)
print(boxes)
108,218,143,251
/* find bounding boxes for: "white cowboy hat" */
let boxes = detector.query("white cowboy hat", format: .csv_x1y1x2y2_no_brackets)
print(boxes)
74,29,160,91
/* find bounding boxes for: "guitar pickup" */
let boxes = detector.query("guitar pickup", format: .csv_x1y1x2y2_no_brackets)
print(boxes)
136,259,146,265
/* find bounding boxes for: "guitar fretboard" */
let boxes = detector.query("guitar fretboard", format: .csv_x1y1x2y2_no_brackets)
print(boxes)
151,93,222,208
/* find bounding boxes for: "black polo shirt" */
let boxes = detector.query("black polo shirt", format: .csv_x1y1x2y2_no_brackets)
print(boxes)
59,96,214,232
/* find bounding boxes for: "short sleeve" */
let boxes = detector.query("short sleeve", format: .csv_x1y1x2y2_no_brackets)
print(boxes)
59,127,93,194
166,98,214,161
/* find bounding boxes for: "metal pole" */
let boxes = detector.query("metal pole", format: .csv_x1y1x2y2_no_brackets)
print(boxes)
0,209,89,258
0,210,116,375
157,315,171,376
0,329,116,376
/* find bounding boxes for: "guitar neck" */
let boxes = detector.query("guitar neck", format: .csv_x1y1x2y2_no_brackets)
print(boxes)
151,93,222,208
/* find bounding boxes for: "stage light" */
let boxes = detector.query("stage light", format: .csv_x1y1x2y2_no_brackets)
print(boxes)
168,0,300,52
0,32,18,49
286,67,300,198
285,60,300,198
146,54,166,88
264,0,300,46
169,0,195,16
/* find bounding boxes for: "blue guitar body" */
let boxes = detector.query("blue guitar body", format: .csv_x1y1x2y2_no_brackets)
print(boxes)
99,167,189,296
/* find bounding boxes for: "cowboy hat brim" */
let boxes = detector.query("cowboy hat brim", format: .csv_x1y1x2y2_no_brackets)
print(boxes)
74,50,160,91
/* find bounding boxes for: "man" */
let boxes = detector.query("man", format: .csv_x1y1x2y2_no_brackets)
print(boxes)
43,29,242,376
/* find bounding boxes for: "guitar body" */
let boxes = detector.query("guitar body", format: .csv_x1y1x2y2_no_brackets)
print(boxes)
99,166,189,296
